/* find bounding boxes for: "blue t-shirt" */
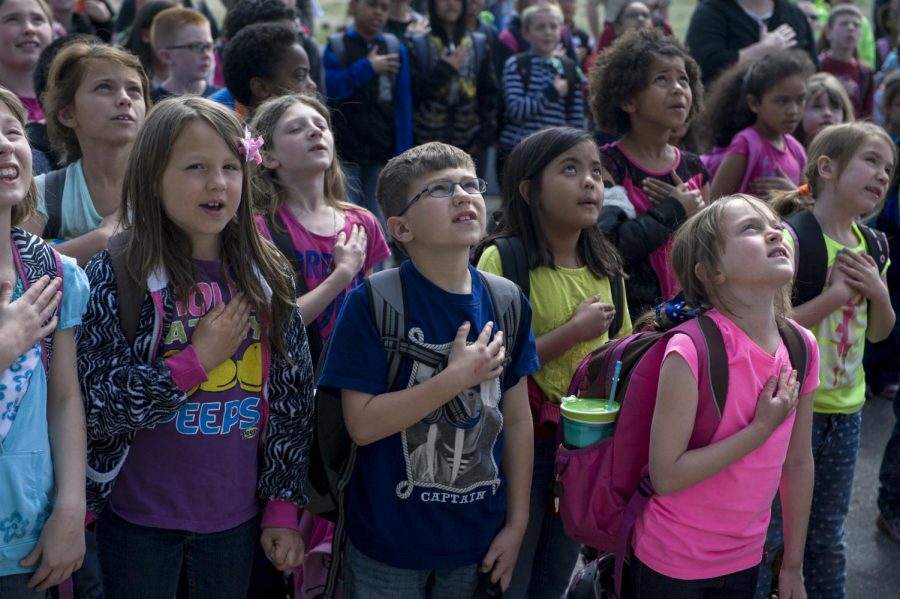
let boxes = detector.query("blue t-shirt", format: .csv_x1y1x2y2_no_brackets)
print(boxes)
318,261,539,570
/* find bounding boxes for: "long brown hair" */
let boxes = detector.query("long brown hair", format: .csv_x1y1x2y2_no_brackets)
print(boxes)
248,93,352,219
0,90,38,227
771,122,897,221
121,97,295,356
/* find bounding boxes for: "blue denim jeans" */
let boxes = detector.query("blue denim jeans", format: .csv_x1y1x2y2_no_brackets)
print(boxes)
96,510,258,599
0,574,42,599
756,412,861,599
630,554,759,599
505,437,581,599
343,539,480,599
344,162,386,227
878,390,900,520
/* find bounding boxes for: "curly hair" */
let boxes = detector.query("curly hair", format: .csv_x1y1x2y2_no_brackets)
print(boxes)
222,0,295,40
698,50,815,151
589,28,703,135
222,22,300,107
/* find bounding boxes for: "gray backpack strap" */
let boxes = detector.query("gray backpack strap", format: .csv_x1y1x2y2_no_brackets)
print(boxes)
366,268,407,386
471,31,486,75
384,32,400,56
478,271,523,369
107,231,145,348
328,33,346,67
43,168,66,239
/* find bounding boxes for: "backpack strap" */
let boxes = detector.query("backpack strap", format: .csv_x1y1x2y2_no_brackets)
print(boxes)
777,318,809,388
694,313,729,416
785,210,828,306
479,270,523,369
411,33,431,80
383,32,400,56
328,33,345,68
263,213,325,363
43,168,66,240
471,30,487,74
366,268,409,387
858,223,889,274
515,52,531,91
609,274,624,339
494,236,530,298
107,231,145,347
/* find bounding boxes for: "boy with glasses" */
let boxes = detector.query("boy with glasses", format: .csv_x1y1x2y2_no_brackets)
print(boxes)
150,7,219,102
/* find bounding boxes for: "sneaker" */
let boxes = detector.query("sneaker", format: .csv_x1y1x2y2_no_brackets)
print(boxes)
877,513,900,544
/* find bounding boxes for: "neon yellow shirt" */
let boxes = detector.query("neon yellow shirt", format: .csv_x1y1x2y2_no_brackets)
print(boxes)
477,245,632,402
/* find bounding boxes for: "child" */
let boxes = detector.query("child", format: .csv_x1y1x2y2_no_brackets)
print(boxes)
558,0,589,64
0,0,53,122
704,51,815,201
318,142,539,595
120,0,175,87
149,7,219,102
408,0,499,164
76,96,316,599
0,89,89,597
475,127,630,598
631,194,819,599
219,22,317,119
250,92,391,597
819,3,876,119
796,72,855,148
251,93,392,361
499,3,583,162
590,29,708,318
497,0,577,72
323,0,413,221
47,0,113,42
385,0,429,38
756,122,897,599
21,42,150,266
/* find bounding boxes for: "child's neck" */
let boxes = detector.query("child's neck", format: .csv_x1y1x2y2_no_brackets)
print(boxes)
161,75,206,96
281,172,329,216
80,143,132,217
811,190,859,246
826,46,855,63
715,293,782,354
406,247,473,293
466,14,478,30
619,128,676,171
440,21,456,38
752,120,785,148
0,64,36,98
388,0,410,21
544,222,581,268
0,208,14,285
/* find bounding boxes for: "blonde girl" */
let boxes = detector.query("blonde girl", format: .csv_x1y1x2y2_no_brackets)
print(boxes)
76,96,315,599
795,72,854,148
0,0,53,122
0,88,89,597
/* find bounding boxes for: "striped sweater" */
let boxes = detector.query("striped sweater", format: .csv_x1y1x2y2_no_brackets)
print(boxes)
499,50,584,151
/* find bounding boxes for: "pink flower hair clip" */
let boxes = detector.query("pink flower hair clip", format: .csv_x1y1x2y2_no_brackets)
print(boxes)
239,125,264,165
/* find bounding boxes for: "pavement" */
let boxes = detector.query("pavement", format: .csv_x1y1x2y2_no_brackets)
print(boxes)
845,395,900,598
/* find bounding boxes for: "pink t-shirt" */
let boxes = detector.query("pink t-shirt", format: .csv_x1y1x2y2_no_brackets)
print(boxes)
255,204,391,340
710,127,806,195
18,96,42,123
632,310,820,579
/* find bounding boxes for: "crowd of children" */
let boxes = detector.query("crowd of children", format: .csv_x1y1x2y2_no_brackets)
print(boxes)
4,0,900,598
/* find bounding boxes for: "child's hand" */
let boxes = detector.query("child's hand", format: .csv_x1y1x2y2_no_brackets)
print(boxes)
643,172,703,215
760,23,797,51
332,224,367,283
775,565,806,599
190,294,251,372
552,42,567,58
406,19,431,36
0,275,61,360
441,46,470,72
446,321,505,389
749,165,796,199
368,47,400,75
260,527,305,572
480,523,526,591
83,0,111,21
825,257,861,305
20,505,85,592
568,295,616,342
753,365,800,435
98,211,121,237
552,75,570,98
837,249,889,303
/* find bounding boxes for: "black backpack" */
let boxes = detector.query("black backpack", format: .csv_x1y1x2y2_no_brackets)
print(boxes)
42,168,66,240
304,267,524,596
785,210,889,306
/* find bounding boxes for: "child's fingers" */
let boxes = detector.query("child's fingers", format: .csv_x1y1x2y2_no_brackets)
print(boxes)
760,373,778,400
475,321,494,345
36,315,58,339
480,544,500,573
453,322,472,348
38,292,62,323
671,170,684,187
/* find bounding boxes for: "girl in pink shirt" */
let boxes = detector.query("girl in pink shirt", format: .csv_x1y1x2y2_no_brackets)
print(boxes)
632,195,820,599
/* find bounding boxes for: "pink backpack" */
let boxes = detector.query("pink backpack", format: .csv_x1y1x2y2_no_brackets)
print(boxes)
554,314,808,597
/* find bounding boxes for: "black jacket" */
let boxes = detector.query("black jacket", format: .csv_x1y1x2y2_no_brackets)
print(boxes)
686,0,817,85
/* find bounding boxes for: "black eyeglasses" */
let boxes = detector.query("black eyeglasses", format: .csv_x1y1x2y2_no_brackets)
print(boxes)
398,177,487,216
167,42,214,54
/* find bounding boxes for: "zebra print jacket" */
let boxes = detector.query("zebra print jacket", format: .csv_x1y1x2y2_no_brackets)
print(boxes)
76,250,315,516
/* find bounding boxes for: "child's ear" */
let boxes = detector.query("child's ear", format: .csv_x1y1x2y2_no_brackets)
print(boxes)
695,262,725,286
261,150,280,170
249,76,272,104
57,104,77,129
816,155,835,180
386,215,413,244
747,94,761,115
156,48,173,66
518,180,532,204
620,96,636,114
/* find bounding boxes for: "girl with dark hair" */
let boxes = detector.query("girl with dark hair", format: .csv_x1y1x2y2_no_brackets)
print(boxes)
703,50,815,201
475,126,629,598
